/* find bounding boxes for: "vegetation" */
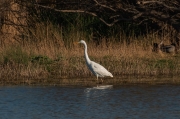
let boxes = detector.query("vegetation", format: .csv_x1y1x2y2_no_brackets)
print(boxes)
0,21,179,85
0,0,179,85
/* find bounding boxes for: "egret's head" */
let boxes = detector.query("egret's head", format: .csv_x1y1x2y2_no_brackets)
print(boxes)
78,40,85,44
73,40,86,46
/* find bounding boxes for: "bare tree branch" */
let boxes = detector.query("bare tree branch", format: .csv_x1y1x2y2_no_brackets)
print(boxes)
93,0,116,12
1,0,180,46
34,3,121,26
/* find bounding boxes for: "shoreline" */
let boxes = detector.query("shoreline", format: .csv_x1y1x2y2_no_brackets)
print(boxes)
0,75,179,86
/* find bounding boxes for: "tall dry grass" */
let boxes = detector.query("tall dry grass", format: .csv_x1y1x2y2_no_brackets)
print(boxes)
0,21,179,85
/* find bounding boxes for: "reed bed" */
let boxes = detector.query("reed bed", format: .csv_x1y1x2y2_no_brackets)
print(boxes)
0,22,179,85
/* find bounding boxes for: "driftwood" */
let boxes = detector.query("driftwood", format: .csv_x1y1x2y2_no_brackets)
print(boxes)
152,41,177,54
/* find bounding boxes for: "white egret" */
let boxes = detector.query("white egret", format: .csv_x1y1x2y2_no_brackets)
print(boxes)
78,40,113,82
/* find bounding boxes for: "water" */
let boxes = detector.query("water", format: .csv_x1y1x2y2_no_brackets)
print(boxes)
0,85,179,119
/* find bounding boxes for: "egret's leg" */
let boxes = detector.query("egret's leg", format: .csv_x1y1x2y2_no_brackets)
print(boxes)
101,79,103,83
96,76,100,84
96,76,98,82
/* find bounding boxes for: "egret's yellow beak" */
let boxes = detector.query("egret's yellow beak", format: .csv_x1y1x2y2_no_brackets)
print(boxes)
73,41,79,45
73,42,79,45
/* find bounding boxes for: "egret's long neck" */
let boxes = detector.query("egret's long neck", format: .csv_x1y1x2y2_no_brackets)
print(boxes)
83,42,91,64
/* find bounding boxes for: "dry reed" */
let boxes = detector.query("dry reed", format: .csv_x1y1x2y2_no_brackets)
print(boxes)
0,22,179,85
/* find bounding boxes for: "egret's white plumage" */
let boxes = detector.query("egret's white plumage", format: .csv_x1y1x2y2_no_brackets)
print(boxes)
78,40,113,82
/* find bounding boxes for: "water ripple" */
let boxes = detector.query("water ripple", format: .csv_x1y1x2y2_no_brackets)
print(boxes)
0,85,179,119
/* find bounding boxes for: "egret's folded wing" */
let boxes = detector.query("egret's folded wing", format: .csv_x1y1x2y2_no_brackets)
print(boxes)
91,61,111,77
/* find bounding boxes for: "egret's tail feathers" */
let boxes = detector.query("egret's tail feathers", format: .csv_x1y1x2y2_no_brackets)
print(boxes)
109,73,113,77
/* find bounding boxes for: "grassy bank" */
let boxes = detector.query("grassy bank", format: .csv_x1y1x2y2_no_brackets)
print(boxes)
0,22,180,85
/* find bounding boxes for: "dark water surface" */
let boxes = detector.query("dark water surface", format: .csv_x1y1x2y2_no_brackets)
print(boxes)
0,85,179,119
